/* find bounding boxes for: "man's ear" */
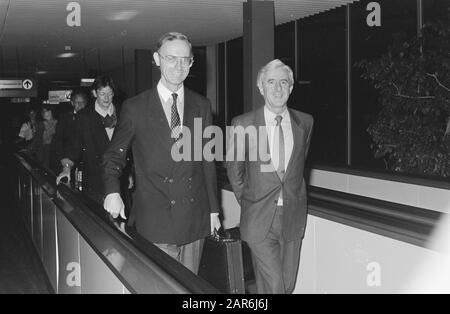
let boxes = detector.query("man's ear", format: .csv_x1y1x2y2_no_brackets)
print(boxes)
258,84,264,96
92,90,97,98
153,52,161,67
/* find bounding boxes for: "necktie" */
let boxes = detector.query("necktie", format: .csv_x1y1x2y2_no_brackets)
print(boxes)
103,113,117,129
170,93,181,141
275,115,285,181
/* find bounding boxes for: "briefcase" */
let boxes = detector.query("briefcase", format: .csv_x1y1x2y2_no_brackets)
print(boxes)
198,231,245,294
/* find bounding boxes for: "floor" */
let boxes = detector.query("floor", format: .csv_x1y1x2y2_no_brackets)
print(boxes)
0,153,51,294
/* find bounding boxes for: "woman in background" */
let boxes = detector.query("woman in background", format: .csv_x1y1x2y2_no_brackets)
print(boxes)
32,106,58,169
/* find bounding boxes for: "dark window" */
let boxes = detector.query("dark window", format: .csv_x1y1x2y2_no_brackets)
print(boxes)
297,6,347,165
226,37,244,125
185,46,207,96
424,0,449,24
275,21,296,73
351,0,417,170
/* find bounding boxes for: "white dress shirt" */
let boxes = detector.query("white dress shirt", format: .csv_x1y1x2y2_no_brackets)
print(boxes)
157,80,184,129
95,101,115,140
264,106,294,206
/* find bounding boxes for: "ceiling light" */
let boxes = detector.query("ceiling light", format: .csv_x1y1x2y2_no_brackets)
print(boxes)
57,52,77,58
107,10,139,21
36,71,48,74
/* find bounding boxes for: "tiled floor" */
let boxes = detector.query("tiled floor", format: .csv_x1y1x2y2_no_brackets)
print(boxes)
0,159,51,294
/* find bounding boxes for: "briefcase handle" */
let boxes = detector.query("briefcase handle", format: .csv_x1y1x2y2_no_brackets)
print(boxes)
209,228,237,243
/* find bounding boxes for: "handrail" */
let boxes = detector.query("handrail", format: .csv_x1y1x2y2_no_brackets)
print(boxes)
307,163,450,190
217,166,445,248
16,153,220,294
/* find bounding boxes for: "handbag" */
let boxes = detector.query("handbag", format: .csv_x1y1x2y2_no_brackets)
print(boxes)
198,229,246,294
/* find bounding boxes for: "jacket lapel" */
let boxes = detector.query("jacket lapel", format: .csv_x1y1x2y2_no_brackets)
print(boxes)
146,88,175,152
172,89,199,172
284,109,305,180
90,110,110,154
253,106,279,181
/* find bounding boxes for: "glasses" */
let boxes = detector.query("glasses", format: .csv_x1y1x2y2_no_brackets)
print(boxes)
158,53,193,67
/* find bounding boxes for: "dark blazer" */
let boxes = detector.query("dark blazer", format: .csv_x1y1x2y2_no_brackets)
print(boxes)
52,110,81,173
102,87,220,245
66,106,119,202
226,106,313,244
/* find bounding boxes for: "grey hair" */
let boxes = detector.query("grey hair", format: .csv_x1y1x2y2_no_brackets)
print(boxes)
155,32,193,56
257,59,294,90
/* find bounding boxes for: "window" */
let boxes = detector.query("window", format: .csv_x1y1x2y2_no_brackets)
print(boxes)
351,0,417,170
297,7,347,165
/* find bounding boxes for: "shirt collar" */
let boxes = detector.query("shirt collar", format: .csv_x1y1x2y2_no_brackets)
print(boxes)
264,105,290,125
157,80,184,104
95,101,115,117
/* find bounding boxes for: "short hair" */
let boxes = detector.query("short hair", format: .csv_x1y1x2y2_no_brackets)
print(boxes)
155,32,193,56
257,59,294,90
70,88,88,102
92,75,115,92
41,104,54,114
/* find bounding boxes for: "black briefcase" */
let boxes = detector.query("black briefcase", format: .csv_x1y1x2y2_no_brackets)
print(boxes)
198,230,245,294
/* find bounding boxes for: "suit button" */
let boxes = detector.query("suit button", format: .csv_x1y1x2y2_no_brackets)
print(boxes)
171,200,176,205
190,198,194,202
169,178,174,183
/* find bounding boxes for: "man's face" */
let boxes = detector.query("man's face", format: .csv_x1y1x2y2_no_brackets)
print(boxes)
72,95,87,112
258,67,293,112
42,109,52,121
29,110,36,121
153,39,192,90
93,86,114,108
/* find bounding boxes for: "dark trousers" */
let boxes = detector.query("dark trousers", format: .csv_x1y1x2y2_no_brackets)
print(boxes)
154,238,205,275
248,206,302,294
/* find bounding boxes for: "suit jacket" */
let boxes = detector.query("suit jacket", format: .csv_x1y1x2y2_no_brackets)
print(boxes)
102,87,220,245
66,106,119,202
52,110,82,173
226,106,313,244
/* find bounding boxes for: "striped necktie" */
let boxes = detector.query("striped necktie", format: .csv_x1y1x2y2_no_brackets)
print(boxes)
170,93,181,141
275,115,285,181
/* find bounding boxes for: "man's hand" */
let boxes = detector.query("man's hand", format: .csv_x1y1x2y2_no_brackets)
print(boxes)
128,174,134,189
56,167,71,185
210,213,221,235
104,193,126,219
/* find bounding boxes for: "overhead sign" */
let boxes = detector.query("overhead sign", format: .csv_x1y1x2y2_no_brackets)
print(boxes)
0,78,37,98
11,97,31,103
0,79,23,89
23,79,33,90
48,90,72,103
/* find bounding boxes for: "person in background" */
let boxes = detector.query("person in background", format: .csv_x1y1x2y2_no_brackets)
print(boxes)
17,108,37,149
51,89,88,173
56,75,120,204
31,106,58,169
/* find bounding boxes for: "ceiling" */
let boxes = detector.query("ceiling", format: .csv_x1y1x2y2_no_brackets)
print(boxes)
0,0,356,82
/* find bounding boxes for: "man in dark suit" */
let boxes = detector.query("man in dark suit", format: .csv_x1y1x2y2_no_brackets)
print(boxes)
56,76,121,204
102,32,221,274
226,59,313,294
51,89,88,173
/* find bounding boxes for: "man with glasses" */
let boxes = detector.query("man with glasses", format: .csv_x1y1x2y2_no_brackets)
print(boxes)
102,32,221,274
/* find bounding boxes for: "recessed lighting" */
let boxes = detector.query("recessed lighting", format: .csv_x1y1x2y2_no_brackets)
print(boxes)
36,71,48,74
57,52,77,58
107,10,139,21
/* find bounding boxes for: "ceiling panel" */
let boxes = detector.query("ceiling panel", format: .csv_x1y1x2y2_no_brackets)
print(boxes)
0,0,357,80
